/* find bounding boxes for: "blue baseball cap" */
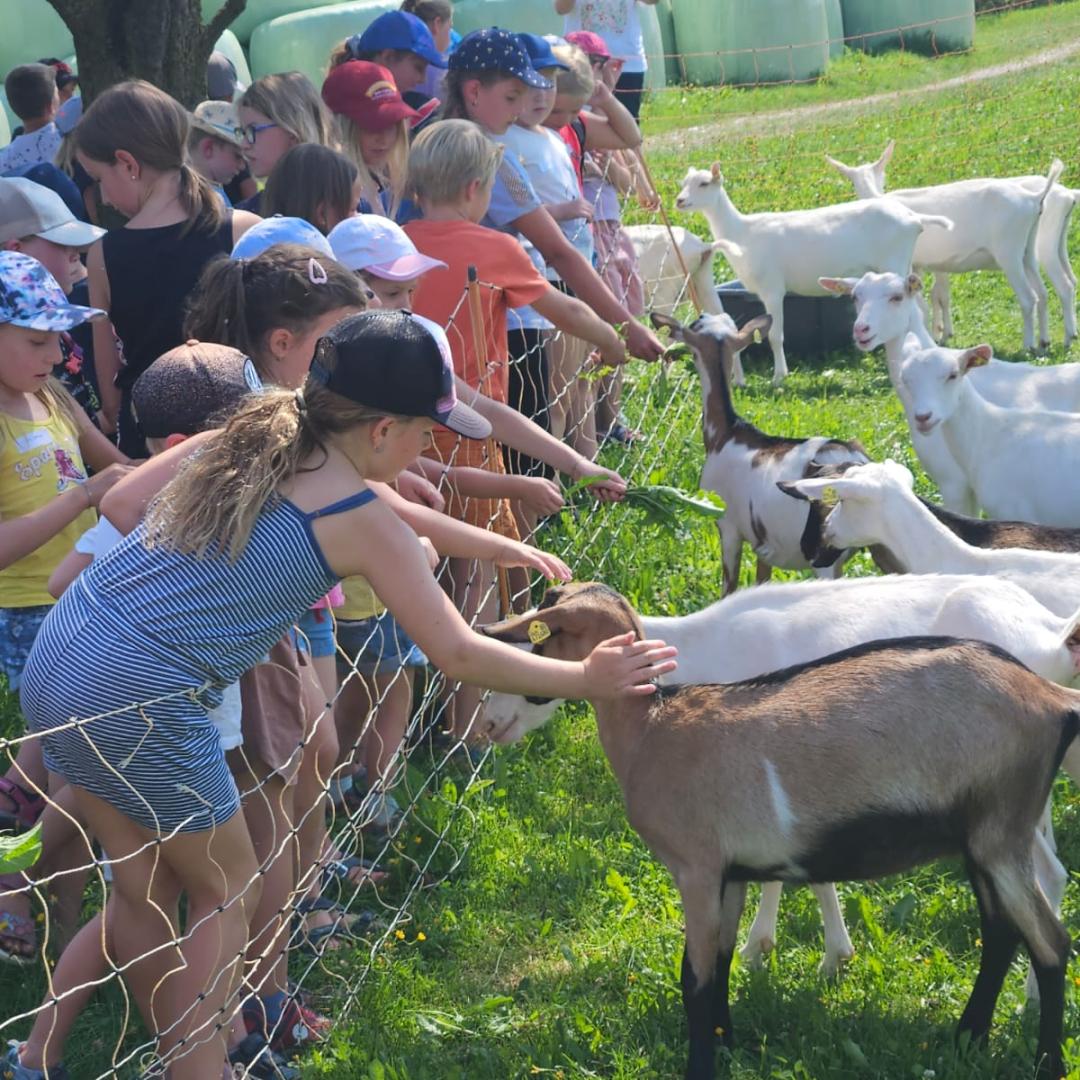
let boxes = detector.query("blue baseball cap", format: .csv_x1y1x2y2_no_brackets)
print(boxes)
515,33,570,73
352,11,447,69
230,216,334,261
0,251,105,331
449,29,554,90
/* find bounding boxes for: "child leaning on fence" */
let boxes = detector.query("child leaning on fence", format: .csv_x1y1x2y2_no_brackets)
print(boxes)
18,308,675,1080
403,118,624,738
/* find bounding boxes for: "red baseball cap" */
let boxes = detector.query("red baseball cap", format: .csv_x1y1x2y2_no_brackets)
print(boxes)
321,61,419,131
565,31,613,59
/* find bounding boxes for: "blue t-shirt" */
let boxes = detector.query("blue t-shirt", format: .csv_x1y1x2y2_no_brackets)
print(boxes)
481,151,542,231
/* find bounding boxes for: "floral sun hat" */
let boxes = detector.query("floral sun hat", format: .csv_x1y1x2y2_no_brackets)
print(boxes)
0,250,105,331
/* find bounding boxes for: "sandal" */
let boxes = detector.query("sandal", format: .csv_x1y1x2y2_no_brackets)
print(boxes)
599,421,642,447
242,994,332,1055
293,896,376,956
0,780,45,833
227,1033,299,1080
321,855,388,892
0,910,36,966
3,1041,69,1080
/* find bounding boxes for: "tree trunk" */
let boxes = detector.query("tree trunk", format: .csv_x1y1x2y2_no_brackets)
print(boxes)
44,0,248,107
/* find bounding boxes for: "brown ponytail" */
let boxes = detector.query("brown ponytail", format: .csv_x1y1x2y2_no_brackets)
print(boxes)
76,80,225,235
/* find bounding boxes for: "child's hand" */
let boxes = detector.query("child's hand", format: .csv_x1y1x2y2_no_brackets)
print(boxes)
636,185,661,212
597,325,627,368
514,476,565,517
418,536,440,571
624,319,666,363
493,539,571,582
84,463,135,508
551,199,595,223
569,458,627,503
582,632,678,697
397,469,446,512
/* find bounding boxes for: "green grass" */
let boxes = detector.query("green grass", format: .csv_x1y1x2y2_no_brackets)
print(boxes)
641,0,1080,137
6,20,1080,1079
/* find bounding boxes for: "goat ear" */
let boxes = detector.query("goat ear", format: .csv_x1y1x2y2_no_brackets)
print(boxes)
819,276,857,295
649,311,682,335
824,153,852,177
905,273,924,296
479,611,541,644
709,161,723,182
960,344,993,371
877,139,895,168
732,313,772,350
777,480,809,501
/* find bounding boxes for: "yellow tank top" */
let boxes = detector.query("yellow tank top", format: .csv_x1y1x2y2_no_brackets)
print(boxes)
338,574,384,621
0,400,96,608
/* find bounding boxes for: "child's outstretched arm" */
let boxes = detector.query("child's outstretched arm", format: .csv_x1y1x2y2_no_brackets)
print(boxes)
441,466,565,519
532,285,625,367
458,385,627,502
317,497,677,700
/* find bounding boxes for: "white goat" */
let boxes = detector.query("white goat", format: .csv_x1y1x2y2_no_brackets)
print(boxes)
625,223,746,386
899,337,1080,526
788,458,1080,622
650,309,868,594
674,162,952,385
826,141,1063,349
481,572,1080,982
820,271,1080,515
483,583,1077,1080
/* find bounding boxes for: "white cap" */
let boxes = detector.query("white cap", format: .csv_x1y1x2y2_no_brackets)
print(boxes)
327,214,447,281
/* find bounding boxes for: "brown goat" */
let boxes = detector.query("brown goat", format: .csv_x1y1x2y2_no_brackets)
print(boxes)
484,582,1075,1080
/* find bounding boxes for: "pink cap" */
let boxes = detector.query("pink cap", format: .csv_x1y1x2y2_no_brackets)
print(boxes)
565,30,613,59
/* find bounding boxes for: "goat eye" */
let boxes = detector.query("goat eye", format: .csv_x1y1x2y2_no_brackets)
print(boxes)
947,373,958,381
889,295,902,303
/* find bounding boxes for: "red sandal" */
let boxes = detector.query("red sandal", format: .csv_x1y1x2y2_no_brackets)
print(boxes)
0,778,45,833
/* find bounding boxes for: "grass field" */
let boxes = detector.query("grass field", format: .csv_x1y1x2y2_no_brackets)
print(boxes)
4,3,1080,1077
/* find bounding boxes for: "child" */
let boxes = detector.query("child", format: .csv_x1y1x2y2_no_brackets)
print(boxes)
75,80,260,454
0,64,61,175
401,0,455,105
0,177,106,425
18,308,675,1079
262,143,360,234
330,10,447,98
187,99,246,205
235,72,334,212
404,118,626,736
0,251,129,964
321,60,417,219
438,28,663,363
8,343,278,1080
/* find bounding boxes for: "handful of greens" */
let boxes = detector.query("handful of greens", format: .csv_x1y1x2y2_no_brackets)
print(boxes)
623,485,725,530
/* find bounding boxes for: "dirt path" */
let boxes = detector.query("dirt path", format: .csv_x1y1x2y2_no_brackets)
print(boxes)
647,39,1080,152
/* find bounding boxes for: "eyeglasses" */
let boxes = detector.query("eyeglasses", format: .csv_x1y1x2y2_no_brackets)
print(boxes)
235,121,279,145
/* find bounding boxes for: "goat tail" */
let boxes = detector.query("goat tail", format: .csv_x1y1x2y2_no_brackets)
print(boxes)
915,213,954,232
1038,159,1066,209
713,238,745,262
1059,603,1080,660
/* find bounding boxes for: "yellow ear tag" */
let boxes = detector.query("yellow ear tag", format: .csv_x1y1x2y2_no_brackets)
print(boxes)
821,485,839,508
528,620,552,645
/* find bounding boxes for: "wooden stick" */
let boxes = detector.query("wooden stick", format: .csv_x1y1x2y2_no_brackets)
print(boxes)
466,265,512,617
635,147,704,315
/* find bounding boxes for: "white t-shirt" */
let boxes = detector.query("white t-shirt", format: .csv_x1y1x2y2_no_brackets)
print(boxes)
0,123,61,175
563,0,648,74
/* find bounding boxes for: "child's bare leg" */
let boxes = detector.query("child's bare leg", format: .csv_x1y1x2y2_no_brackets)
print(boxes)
294,665,338,897
334,671,374,774
546,330,572,443
70,786,258,1080
566,337,598,460
231,753,294,1002
596,368,623,437
365,668,413,786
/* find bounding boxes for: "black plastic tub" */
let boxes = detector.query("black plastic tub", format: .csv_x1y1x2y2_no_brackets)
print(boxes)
716,280,856,360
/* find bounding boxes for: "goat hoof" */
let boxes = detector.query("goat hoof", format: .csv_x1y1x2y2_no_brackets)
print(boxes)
739,936,774,968
819,947,854,979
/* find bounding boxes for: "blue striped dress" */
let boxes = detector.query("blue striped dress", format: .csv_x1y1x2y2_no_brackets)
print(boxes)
19,490,376,834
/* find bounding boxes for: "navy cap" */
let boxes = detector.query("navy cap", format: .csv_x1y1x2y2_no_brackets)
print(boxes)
449,28,554,90
352,11,447,69
515,32,570,73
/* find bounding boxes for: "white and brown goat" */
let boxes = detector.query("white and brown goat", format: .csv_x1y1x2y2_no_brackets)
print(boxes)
650,310,868,594
484,583,1076,1080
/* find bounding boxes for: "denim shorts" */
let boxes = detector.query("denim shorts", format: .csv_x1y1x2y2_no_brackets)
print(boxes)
0,605,52,691
291,606,337,659
335,610,427,678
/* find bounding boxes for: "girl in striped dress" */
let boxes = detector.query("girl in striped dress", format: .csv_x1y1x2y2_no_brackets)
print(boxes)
19,309,676,1080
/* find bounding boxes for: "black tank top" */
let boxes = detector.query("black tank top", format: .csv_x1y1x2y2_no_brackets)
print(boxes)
103,212,234,391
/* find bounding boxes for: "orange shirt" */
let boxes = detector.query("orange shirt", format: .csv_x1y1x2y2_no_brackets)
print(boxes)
403,219,549,404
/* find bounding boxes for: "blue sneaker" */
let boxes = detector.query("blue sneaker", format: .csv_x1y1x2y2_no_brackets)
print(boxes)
2,1042,69,1080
